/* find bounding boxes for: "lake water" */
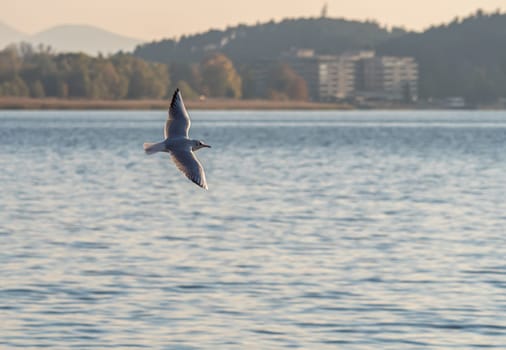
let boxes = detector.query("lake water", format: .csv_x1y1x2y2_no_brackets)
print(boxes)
0,110,505,349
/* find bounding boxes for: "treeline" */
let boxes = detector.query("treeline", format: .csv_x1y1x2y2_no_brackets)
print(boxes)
0,44,169,99
134,17,403,64
0,43,309,100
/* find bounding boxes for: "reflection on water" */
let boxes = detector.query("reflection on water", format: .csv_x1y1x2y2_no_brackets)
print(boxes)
1,110,505,349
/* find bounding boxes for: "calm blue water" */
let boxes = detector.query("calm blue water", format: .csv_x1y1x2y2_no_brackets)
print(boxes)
0,110,505,349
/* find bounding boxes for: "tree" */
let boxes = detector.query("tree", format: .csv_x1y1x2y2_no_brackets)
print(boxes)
176,80,199,99
0,46,21,80
88,61,126,99
266,63,308,100
0,76,29,96
30,80,45,98
57,81,69,98
127,59,169,99
170,62,202,94
238,66,258,99
200,53,242,98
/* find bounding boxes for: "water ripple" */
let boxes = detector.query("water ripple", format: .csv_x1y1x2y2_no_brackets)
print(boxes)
0,110,505,349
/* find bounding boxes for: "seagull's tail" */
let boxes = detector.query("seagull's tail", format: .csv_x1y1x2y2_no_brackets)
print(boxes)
143,141,166,155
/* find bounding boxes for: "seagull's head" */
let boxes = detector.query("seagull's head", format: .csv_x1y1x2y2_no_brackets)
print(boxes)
192,139,211,151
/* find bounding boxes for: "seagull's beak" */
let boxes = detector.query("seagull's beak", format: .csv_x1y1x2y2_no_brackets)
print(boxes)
202,143,211,148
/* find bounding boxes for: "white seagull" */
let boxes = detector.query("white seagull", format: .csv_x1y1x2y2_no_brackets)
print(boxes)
143,89,211,189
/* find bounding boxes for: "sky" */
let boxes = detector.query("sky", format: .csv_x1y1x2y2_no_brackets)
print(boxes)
1,0,505,40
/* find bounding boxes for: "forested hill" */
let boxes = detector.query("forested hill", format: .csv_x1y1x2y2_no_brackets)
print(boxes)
377,11,506,103
133,11,506,103
134,17,406,64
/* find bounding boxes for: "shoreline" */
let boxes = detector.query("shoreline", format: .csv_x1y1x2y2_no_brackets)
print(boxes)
0,97,352,110
1,97,503,111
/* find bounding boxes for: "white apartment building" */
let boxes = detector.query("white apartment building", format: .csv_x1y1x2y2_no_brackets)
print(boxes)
251,49,418,102
318,51,374,101
282,49,375,101
356,56,418,101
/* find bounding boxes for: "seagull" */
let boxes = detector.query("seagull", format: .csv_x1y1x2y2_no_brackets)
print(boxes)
143,89,211,189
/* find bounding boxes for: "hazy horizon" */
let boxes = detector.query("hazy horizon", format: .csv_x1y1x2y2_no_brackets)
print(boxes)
2,0,505,40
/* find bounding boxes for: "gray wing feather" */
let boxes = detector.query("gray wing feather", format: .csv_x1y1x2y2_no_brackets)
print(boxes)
170,150,208,189
165,89,191,139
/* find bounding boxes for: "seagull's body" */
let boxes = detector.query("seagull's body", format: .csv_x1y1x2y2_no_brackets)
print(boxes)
143,89,211,189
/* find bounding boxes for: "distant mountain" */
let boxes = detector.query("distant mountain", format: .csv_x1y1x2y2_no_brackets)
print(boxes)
27,25,144,55
0,23,143,55
377,11,506,102
134,17,408,64
0,21,26,48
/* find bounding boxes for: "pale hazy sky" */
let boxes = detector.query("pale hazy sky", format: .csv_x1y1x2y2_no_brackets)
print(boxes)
2,0,505,40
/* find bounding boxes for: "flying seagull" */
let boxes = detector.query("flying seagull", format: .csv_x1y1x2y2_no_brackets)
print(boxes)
143,89,211,189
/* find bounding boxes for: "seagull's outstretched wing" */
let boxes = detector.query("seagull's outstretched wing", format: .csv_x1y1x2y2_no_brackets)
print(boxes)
170,149,208,190
165,89,191,139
